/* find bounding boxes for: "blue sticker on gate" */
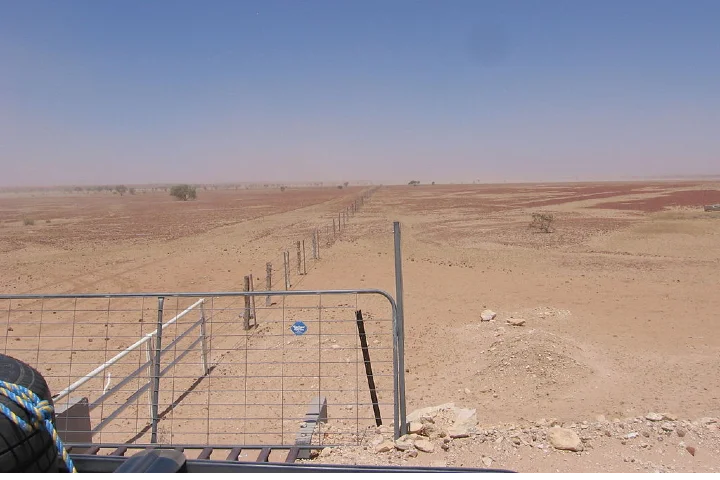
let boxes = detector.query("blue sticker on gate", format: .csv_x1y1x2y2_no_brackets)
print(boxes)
290,321,308,335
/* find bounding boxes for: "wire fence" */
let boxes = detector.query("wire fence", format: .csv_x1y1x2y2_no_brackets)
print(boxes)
1,289,401,448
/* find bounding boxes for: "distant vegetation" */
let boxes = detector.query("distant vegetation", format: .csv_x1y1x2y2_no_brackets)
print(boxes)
115,185,128,196
23,218,35,226
170,184,197,201
408,180,420,186
530,213,555,233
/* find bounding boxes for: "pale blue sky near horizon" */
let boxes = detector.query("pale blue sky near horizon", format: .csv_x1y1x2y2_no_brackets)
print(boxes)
1,0,719,186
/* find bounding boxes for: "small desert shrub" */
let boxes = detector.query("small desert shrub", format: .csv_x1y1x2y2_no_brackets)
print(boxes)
115,185,128,196
170,184,197,201
529,213,555,233
280,186,286,192
45,219,51,224
23,218,35,226
128,187,136,195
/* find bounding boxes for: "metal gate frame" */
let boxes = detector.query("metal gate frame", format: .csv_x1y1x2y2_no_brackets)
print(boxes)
1,288,407,440
1,223,409,442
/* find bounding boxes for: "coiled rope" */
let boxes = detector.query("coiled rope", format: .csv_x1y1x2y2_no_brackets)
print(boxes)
0,381,76,473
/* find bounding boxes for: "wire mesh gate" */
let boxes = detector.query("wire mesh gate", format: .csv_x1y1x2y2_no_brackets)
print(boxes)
0,289,406,448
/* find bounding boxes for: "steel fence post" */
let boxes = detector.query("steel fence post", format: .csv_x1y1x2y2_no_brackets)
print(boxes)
150,296,164,443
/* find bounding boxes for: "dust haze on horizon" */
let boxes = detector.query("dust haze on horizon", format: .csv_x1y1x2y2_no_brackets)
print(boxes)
1,1,719,188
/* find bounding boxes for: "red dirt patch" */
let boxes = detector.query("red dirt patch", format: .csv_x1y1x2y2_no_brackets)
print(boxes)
590,190,720,212
0,188,359,251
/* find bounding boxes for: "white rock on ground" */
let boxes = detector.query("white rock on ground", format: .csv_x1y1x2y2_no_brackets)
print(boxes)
408,421,424,434
482,456,493,467
394,437,415,451
449,408,478,438
414,439,435,453
406,403,455,423
547,427,584,452
374,440,395,453
480,310,497,321
645,412,663,422
507,318,526,326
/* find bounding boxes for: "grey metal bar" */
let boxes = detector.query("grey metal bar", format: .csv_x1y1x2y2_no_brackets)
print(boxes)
150,297,164,443
393,221,407,439
0,289,398,306
199,303,209,375
145,339,154,428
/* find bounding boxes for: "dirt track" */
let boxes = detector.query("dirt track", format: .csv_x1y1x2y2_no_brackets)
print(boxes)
2,181,720,471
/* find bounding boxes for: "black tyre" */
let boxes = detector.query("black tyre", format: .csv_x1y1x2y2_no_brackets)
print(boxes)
0,354,60,472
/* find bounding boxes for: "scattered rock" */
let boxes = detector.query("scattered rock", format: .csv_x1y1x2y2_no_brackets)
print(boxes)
441,443,450,451
548,427,583,452
482,456,493,468
406,403,454,423
464,388,472,395
370,435,385,447
661,422,675,432
449,408,478,438
415,439,435,453
626,432,639,439
424,423,441,439
661,413,678,421
686,446,696,457
408,421,424,434
676,429,686,438
596,415,606,423
394,437,415,451
645,412,663,422
642,430,650,438
699,417,718,425
406,450,418,458
421,415,436,424
481,310,497,321
331,344,340,349
374,440,395,453
507,318,526,327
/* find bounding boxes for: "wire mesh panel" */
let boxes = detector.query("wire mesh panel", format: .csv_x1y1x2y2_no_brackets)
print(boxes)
0,290,400,448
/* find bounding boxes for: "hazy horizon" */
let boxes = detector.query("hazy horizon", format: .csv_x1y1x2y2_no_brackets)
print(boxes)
2,1,719,187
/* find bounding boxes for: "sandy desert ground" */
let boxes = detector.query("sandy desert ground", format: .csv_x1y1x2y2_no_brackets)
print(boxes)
2,181,720,472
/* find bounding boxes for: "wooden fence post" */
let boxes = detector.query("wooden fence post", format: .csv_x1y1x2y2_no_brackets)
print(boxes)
249,274,257,324
302,240,307,275
284,251,290,289
243,276,251,330
266,262,272,306
311,230,317,260
296,241,303,275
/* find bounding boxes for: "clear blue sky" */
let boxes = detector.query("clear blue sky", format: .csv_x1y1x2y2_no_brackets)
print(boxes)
1,0,719,186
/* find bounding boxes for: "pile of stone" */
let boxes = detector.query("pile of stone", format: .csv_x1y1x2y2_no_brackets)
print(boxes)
371,403,478,456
